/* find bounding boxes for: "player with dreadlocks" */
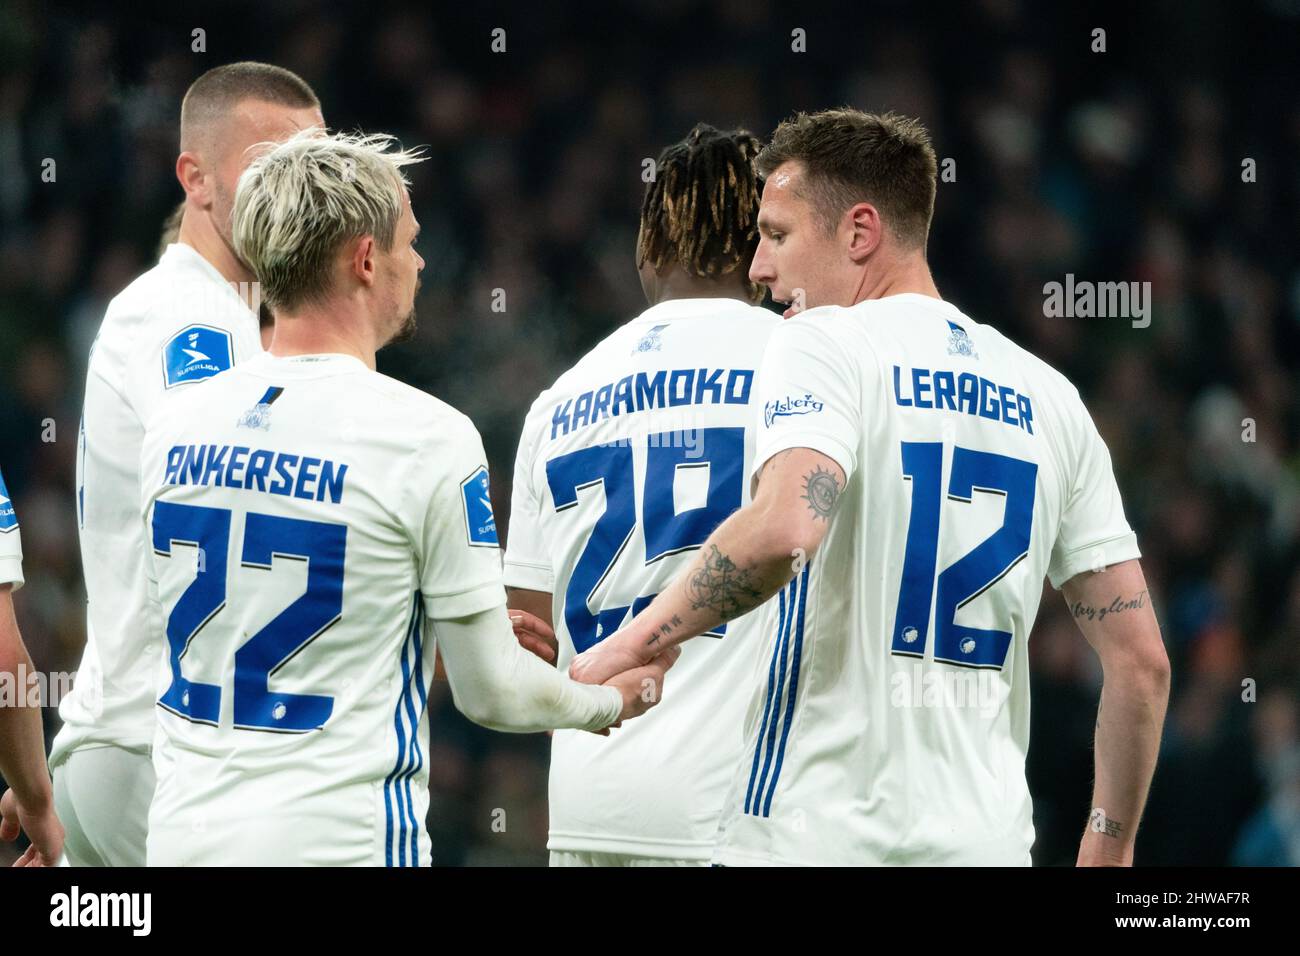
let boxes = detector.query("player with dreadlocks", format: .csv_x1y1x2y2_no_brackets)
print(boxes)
502,123,780,866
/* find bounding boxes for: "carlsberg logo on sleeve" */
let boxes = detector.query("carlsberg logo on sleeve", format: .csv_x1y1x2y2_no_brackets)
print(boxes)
764,393,825,427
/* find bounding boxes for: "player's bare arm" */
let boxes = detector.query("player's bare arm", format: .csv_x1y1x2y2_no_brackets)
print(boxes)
1062,559,1170,867
569,447,845,685
0,585,65,866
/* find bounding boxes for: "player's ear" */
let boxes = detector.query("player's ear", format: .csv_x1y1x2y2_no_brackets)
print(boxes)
176,152,211,207
351,236,377,287
846,202,881,263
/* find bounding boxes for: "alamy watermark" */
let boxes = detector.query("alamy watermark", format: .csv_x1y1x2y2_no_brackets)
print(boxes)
1043,274,1151,328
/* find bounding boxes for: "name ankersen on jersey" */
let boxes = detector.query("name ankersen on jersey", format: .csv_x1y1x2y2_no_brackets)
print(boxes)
551,367,754,440
162,444,348,504
893,365,1035,434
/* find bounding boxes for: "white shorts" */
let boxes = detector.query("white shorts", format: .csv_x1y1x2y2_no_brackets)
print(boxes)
52,745,154,867
549,850,708,867
147,778,429,867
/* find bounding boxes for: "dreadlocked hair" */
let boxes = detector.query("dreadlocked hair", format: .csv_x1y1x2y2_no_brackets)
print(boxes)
638,123,764,302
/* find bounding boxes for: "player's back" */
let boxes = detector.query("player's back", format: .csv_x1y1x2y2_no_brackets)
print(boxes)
54,244,260,765
505,297,780,861
715,293,1139,866
141,351,499,866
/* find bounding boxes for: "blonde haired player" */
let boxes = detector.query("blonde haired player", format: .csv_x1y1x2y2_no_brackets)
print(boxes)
139,130,673,866
51,62,325,867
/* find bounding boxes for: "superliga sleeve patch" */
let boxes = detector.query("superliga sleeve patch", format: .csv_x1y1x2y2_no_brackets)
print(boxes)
163,324,234,388
0,467,17,532
460,466,499,546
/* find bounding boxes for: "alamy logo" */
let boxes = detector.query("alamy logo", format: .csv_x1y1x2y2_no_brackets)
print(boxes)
50,886,151,936
764,393,824,427
1043,274,1151,328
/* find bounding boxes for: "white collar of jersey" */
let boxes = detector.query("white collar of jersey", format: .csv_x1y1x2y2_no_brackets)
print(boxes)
873,292,964,317
633,296,758,324
160,243,255,313
247,352,370,376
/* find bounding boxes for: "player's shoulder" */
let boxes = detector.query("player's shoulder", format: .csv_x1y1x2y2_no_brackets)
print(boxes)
97,245,256,383
525,299,779,423
104,245,246,330
340,367,485,459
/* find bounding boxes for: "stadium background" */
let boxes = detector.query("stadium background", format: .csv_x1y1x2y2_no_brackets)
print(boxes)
0,0,1297,865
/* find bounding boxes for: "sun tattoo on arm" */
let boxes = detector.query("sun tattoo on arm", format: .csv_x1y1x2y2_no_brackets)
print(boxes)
801,466,840,521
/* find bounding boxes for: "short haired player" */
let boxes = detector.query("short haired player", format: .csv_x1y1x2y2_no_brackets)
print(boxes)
51,61,325,867
573,110,1170,866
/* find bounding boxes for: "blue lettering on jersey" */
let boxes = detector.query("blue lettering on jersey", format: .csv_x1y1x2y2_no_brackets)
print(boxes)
549,367,755,440
162,444,348,503
893,365,1034,434
460,466,498,546
163,324,234,388
764,393,825,427
0,468,17,532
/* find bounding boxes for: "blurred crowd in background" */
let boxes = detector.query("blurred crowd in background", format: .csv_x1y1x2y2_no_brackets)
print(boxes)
0,0,1296,865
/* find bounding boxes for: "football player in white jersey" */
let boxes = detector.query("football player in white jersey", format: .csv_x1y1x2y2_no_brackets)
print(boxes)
0,466,65,866
504,125,779,866
139,129,671,866
52,62,326,866
573,109,1170,866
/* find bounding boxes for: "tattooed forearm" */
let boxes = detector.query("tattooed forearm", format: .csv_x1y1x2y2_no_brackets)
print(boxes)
685,545,766,622
645,614,683,649
801,466,840,521
1089,810,1124,840
1070,590,1149,623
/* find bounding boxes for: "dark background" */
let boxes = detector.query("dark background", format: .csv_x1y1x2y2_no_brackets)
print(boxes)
1,0,1297,865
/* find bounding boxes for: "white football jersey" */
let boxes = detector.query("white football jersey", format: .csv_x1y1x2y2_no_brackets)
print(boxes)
713,293,1140,866
139,352,505,866
0,466,22,588
504,297,780,859
52,244,262,766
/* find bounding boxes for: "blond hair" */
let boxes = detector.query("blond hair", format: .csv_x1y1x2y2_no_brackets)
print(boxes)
232,129,426,311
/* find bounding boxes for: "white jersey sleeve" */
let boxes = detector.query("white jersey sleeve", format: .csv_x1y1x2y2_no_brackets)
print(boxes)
122,298,262,433
0,466,22,589
501,415,553,593
752,315,863,482
408,417,508,620
1046,393,1141,588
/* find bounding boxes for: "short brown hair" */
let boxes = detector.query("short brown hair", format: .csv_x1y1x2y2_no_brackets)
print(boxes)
757,109,937,249
180,61,319,150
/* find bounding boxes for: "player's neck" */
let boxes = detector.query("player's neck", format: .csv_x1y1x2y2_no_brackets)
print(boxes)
266,307,378,370
852,255,941,305
177,209,254,287
649,272,750,305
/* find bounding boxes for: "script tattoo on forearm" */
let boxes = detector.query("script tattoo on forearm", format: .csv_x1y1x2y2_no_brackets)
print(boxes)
685,545,765,622
801,466,840,521
645,614,683,650
1070,590,1149,623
